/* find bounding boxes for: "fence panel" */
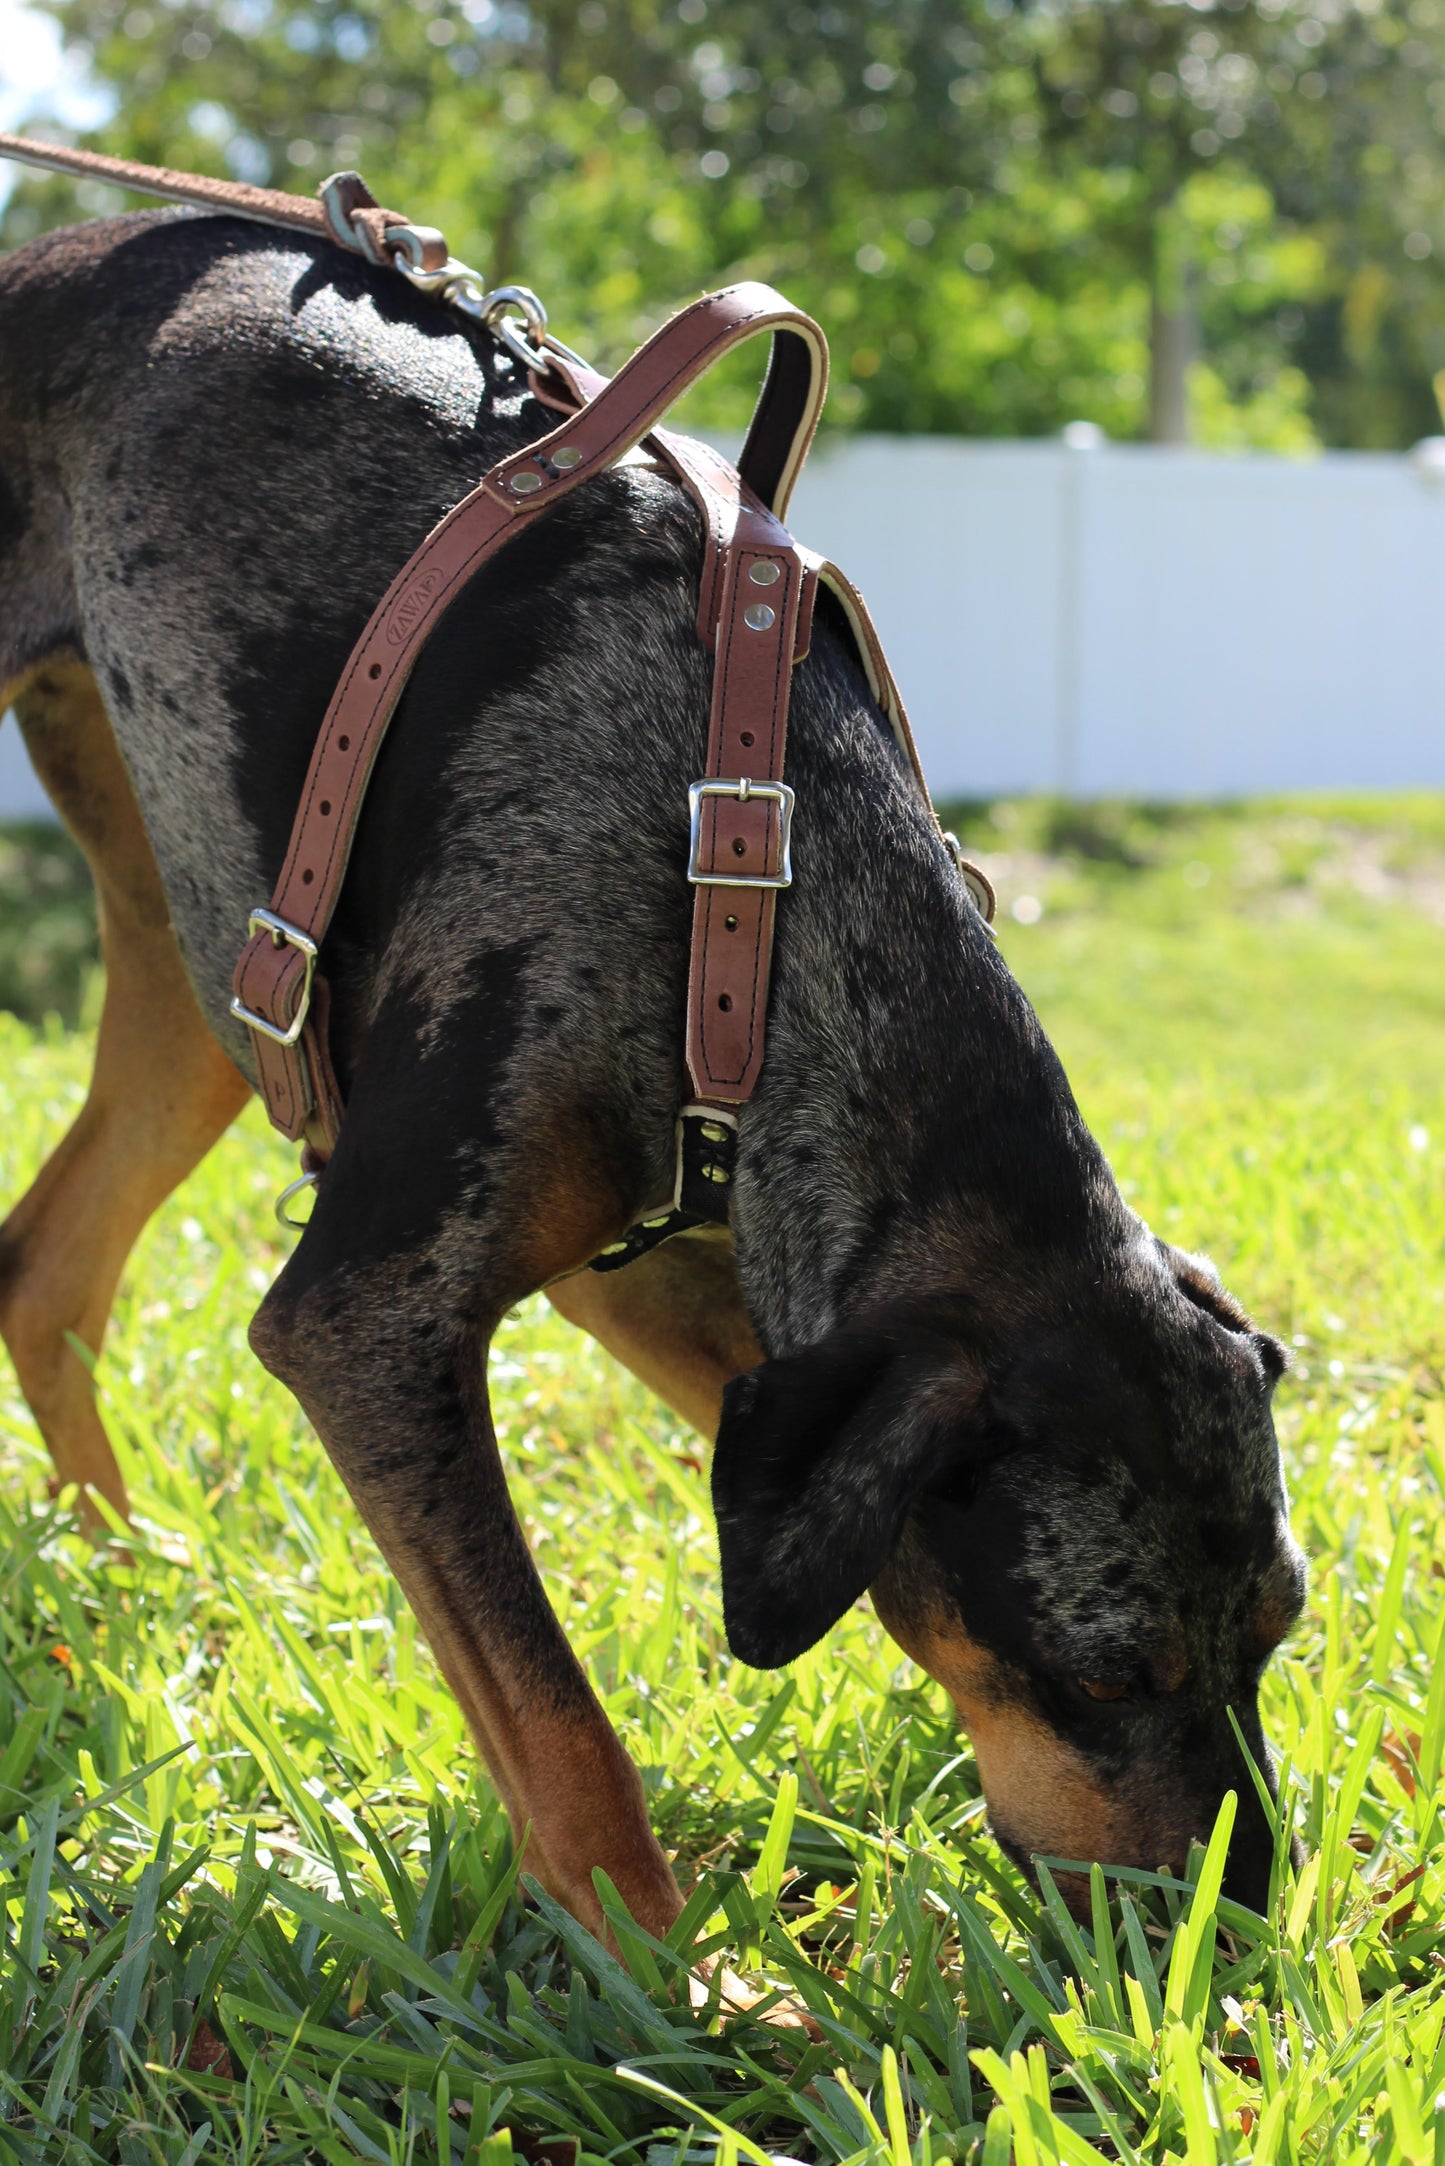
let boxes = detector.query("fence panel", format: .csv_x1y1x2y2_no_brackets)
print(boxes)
5,436,1444,814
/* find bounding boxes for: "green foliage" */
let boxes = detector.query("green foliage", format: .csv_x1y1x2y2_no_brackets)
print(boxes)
2,798,1445,2158
0,823,98,1028
8,0,1445,445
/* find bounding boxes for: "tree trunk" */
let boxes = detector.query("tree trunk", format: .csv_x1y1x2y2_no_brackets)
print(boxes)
1150,205,1197,445
1150,298,1197,444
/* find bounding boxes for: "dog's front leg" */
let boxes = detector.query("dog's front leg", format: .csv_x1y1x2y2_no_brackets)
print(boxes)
249,1209,683,1944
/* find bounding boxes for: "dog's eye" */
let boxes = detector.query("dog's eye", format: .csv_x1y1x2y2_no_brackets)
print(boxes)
1077,1677,1130,1702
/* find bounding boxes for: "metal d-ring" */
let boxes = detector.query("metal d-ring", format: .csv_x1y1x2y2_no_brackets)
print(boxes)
391,258,574,379
481,284,551,372
275,1170,320,1230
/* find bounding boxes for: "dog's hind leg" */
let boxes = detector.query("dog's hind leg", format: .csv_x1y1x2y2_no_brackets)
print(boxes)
546,1235,763,1439
0,657,249,1522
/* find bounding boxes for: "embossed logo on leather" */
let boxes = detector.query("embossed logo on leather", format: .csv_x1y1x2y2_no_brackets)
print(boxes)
386,564,447,645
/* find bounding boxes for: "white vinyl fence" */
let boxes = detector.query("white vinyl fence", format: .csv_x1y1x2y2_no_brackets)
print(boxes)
5,433,1445,812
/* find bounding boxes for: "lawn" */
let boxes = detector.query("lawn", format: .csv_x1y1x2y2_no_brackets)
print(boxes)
0,797,1443,2166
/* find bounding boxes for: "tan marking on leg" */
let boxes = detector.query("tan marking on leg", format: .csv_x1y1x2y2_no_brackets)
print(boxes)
0,659,248,1523
284,1376,686,1944
547,1232,762,1437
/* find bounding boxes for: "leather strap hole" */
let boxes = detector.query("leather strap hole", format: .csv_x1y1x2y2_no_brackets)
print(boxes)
368,663,382,680
718,993,733,1012
725,914,738,931
732,837,747,856
338,734,351,751
320,800,331,817
302,869,314,885
740,731,755,747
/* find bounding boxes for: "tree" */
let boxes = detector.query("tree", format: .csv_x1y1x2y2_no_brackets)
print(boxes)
6,0,1444,444
1030,0,1445,442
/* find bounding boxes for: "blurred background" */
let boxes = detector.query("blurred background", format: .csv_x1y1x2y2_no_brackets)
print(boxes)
5,0,1445,1000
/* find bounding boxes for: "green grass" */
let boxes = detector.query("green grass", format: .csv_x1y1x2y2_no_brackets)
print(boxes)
1,797,1443,2166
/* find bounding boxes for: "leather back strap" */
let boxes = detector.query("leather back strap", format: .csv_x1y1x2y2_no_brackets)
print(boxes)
806,554,929,800
0,131,448,273
231,283,826,1142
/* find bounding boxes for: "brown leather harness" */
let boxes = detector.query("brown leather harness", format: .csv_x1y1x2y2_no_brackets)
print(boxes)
0,134,995,1269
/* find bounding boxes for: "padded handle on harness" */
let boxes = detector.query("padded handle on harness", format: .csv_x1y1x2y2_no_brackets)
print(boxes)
233,282,828,1144
739,319,826,520
527,289,826,527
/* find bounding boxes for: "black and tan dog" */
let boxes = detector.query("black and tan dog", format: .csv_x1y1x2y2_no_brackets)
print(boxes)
0,207,1306,1939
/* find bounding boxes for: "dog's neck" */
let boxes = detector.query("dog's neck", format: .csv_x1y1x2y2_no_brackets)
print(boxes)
734,659,1128,1356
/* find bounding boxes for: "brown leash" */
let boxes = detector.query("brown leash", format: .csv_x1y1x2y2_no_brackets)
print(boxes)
0,132,995,1266
0,130,449,273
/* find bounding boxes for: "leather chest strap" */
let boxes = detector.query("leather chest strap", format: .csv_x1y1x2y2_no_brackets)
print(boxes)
684,534,803,1107
232,282,826,1141
584,434,802,1267
655,437,803,1105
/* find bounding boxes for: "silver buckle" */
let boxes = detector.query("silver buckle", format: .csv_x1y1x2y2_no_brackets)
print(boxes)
687,779,795,890
229,908,318,1047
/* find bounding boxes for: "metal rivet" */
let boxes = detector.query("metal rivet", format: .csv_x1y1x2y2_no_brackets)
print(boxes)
749,560,782,586
744,602,776,631
703,1164,731,1184
724,914,738,930
701,1122,730,1143
551,446,582,470
511,469,545,494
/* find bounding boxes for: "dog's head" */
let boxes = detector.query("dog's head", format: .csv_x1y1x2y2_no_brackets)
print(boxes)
712,1237,1305,1915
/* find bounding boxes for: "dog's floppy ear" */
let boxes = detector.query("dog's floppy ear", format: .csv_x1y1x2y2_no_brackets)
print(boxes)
712,1315,985,1667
